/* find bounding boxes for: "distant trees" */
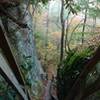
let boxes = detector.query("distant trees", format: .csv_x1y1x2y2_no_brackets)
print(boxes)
74,0,100,44
57,0,100,100
60,0,78,61
60,0,100,59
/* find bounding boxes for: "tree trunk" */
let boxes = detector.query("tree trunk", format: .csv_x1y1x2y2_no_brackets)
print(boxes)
60,0,65,61
82,8,87,44
92,17,96,33
65,11,70,53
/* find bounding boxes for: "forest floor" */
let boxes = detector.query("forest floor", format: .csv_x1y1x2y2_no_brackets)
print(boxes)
40,65,57,100
41,79,58,100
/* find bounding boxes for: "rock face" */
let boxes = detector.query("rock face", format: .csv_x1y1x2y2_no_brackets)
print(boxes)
2,2,44,99
0,0,20,5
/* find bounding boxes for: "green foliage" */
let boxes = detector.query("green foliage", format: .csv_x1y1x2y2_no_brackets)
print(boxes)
0,76,19,100
97,0,100,2
74,4,81,12
20,55,33,86
89,7,100,18
65,0,77,14
57,47,93,100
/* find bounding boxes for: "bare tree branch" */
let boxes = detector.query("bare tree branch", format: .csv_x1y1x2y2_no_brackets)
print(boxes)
68,19,84,44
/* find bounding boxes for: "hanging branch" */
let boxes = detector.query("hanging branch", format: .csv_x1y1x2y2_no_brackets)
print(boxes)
68,19,84,45
68,15,76,28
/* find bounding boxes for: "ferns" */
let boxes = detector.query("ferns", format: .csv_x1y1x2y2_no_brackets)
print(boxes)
57,47,93,100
